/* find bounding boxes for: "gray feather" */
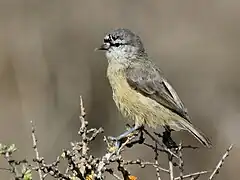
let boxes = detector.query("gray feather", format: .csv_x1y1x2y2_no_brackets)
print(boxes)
126,59,212,147
177,118,212,147
126,59,189,121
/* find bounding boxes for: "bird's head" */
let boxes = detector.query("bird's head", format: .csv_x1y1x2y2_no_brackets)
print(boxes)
96,28,146,64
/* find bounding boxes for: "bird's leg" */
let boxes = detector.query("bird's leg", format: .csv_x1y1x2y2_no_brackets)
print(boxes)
117,125,141,139
108,124,142,149
154,126,177,149
162,126,177,148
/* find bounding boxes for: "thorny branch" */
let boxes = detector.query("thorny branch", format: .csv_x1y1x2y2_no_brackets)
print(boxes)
0,96,234,180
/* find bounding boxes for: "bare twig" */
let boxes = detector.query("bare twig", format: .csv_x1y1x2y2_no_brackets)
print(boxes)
117,159,131,180
78,96,88,155
190,174,200,180
106,168,123,180
89,127,104,141
178,143,184,180
31,120,43,180
0,96,233,180
168,153,174,180
123,160,169,173
142,128,179,159
174,171,210,180
118,135,137,154
154,142,162,180
32,161,72,180
209,144,233,180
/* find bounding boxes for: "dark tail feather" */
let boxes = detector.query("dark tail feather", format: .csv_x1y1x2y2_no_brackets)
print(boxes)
179,119,212,148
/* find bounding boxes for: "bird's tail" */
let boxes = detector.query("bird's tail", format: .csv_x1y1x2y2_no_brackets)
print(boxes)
178,119,212,148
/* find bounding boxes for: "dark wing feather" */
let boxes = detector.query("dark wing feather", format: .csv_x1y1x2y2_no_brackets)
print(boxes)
126,61,190,121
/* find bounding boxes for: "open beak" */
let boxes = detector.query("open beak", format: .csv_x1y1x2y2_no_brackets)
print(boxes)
95,43,110,51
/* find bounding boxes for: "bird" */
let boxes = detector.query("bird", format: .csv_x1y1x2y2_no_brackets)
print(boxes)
96,28,212,147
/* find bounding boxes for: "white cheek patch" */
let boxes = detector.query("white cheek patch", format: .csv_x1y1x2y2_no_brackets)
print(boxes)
124,46,132,53
106,47,122,60
106,46,137,65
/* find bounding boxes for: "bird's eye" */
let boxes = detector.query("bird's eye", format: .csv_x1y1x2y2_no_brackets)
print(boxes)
114,42,120,47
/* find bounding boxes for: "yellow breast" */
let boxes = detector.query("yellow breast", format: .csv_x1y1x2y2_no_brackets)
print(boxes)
107,65,177,128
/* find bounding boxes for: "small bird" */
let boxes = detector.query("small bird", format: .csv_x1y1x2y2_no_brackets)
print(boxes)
97,28,211,147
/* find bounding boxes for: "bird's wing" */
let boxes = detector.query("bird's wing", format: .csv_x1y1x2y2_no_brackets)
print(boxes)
126,61,190,121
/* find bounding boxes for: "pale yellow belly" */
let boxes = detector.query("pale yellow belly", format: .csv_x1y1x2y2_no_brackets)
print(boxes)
110,75,182,129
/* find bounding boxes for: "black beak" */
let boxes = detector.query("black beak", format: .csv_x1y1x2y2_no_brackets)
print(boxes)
95,43,110,51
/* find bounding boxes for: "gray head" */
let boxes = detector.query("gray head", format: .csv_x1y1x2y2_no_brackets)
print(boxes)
97,28,146,64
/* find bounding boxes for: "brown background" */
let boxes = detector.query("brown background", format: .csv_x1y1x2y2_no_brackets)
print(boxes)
0,1,239,179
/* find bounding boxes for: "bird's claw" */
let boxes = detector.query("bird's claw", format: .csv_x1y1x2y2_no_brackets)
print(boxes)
107,136,121,152
106,126,140,153
107,136,118,141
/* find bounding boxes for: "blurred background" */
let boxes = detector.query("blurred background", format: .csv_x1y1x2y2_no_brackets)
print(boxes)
0,0,239,179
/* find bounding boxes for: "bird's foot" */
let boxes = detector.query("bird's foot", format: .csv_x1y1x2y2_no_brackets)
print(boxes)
107,136,122,149
154,126,177,149
107,135,131,154
107,126,142,154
